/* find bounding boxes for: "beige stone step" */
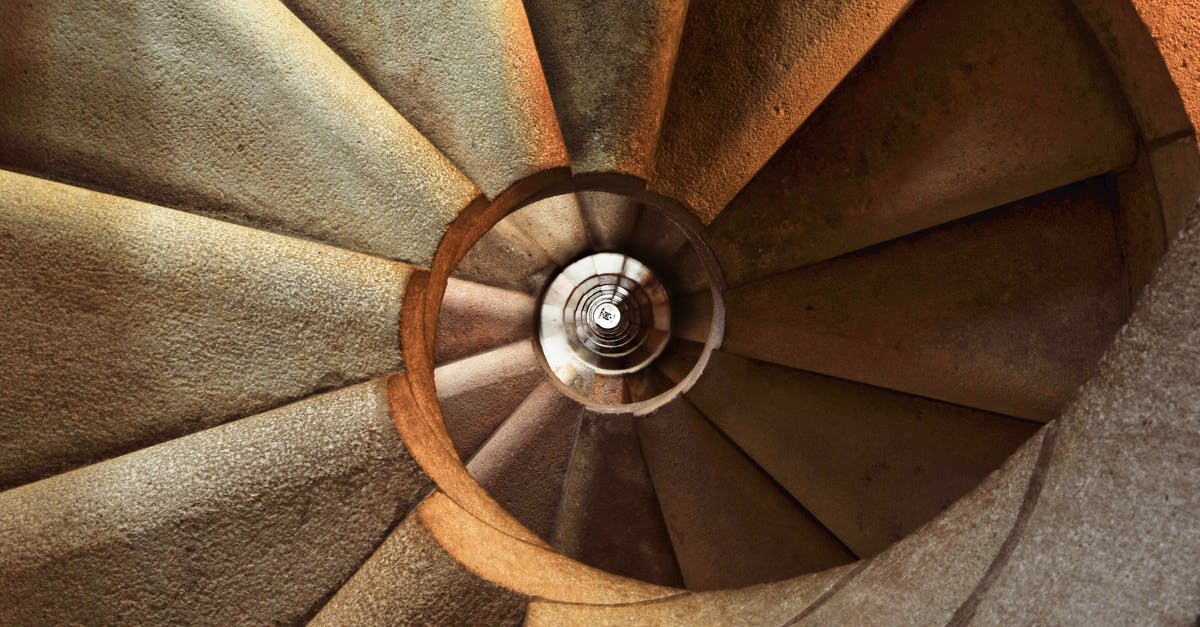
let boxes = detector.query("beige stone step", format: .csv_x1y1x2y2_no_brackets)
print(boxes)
310,497,527,626
677,350,1037,557
453,218,558,294
504,194,591,267
0,0,477,265
637,392,855,590
435,278,536,364
466,382,584,541
576,191,642,252
0,380,428,625
282,0,567,198
524,0,688,177
721,177,1128,421
0,171,410,489
436,341,546,460
648,0,912,222
704,0,1137,286
553,412,683,587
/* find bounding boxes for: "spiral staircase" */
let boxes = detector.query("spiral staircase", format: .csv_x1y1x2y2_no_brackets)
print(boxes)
1,0,1198,624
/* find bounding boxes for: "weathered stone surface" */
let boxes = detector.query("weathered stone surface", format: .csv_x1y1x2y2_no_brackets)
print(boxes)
525,0,687,177
526,564,854,625
436,341,545,460
553,413,683,587
638,395,855,590
721,179,1128,421
435,278,536,364
577,191,642,252
704,0,1136,284
687,350,1037,557
0,380,428,625
1129,0,1200,137
282,0,567,198
311,499,527,627
966,204,1200,624
454,218,556,294
800,429,1047,625
648,0,912,222
0,171,409,489
0,0,476,265
467,382,583,541
505,194,591,266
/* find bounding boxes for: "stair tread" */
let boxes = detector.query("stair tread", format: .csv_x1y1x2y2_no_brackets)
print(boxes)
436,341,546,461
0,380,428,625
721,178,1129,421
681,350,1038,556
638,392,856,590
436,278,537,364
0,171,411,489
453,219,558,294
649,0,911,222
706,0,1136,286
281,0,566,198
0,0,477,265
525,0,687,177
553,412,684,587
467,382,583,541
577,191,642,252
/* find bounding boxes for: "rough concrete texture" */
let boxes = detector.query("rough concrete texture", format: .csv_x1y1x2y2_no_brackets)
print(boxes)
524,0,688,177
281,0,567,199
527,563,854,625
799,428,1048,625
1129,0,1200,138
553,413,684,587
0,380,430,625
721,178,1128,421
467,382,583,541
0,171,409,489
311,499,527,626
505,193,591,266
963,203,1200,623
435,277,536,364
435,341,545,460
686,350,1037,557
454,217,557,294
638,394,855,590
705,0,1136,286
648,0,912,222
0,0,476,266
577,191,643,251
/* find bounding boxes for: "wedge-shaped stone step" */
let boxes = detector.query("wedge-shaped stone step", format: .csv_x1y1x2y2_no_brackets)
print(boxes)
436,341,546,460
576,191,642,252
467,382,584,541
0,171,411,489
436,278,536,364
705,0,1137,285
311,496,526,626
554,413,683,587
0,380,428,625
721,178,1128,421
0,0,476,264
649,0,912,222
525,0,688,177
454,219,558,295
282,0,566,198
677,350,1038,557
638,391,855,590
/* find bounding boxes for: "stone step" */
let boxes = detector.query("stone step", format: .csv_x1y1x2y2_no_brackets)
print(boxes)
705,0,1137,286
0,380,429,625
648,0,912,222
466,381,583,541
721,177,1129,421
676,349,1037,557
436,341,546,460
281,0,566,198
553,412,683,587
0,0,477,265
0,171,411,489
524,0,688,178
637,391,855,590
435,278,536,365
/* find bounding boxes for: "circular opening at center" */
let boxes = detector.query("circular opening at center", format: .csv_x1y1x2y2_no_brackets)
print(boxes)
592,302,621,330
